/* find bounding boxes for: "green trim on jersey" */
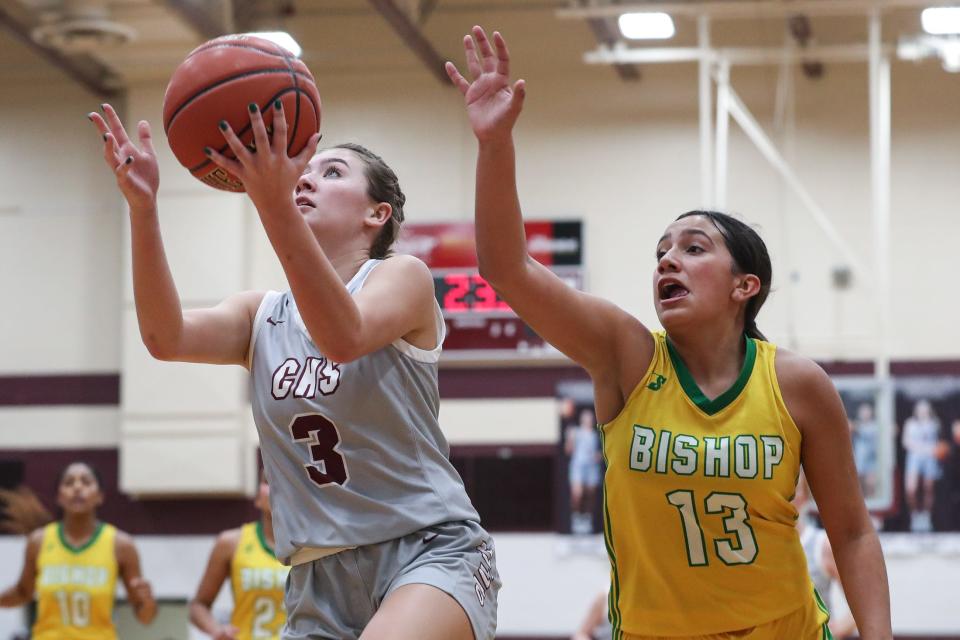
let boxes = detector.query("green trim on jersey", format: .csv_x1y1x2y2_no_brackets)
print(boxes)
57,521,105,554
666,335,757,416
599,429,623,640
255,520,277,559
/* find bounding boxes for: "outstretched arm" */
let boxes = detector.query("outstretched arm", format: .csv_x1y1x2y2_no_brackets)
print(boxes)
88,105,264,367
189,530,240,640
779,351,892,640
115,531,157,625
446,27,652,382
0,528,42,607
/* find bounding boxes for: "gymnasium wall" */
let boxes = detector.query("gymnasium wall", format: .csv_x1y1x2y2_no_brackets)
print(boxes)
2,8,960,638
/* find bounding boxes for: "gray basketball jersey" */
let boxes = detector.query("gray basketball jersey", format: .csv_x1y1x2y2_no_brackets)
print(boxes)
248,259,479,563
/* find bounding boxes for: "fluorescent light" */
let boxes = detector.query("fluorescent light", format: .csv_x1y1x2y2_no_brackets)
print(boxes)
618,12,675,40
250,31,302,57
922,7,960,35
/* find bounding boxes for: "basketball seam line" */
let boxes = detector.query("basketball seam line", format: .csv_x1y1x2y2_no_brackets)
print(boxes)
163,68,314,133
187,42,293,61
185,86,318,174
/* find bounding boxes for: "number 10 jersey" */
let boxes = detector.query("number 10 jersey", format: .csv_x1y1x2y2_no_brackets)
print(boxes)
248,259,479,564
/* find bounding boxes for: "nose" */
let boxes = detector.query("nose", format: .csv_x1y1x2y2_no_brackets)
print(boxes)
657,249,679,274
295,174,316,196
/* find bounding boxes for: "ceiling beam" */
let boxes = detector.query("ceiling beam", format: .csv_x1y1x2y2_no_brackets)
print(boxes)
367,0,451,85
163,0,231,40
585,17,641,81
0,0,121,99
559,0,936,20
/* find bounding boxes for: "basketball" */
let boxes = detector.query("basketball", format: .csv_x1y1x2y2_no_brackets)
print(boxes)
162,34,322,192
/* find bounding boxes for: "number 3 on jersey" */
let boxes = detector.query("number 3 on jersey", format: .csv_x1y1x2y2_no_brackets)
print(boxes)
290,414,349,487
667,490,757,566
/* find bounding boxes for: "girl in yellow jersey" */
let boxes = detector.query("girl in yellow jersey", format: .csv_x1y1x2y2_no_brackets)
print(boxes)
447,26,892,640
0,461,157,639
190,478,288,639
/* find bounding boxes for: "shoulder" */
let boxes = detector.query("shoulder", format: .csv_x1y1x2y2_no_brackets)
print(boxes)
213,528,242,555
26,526,46,551
113,528,136,553
774,347,842,430
370,255,433,287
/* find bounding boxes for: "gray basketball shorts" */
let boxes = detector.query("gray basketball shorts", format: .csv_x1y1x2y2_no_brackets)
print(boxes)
282,520,500,640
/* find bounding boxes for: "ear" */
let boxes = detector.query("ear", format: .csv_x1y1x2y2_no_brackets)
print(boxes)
364,202,393,230
731,274,761,303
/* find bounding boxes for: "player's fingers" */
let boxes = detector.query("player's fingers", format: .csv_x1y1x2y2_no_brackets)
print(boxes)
115,155,135,178
473,25,496,73
87,111,109,136
204,144,243,177
464,35,482,79
137,121,156,156
247,103,270,154
101,103,132,148
102,132,122,167
493,31,511,77
445,62,470,95
217,119,251,164
270,99,289,154
292,132,322,167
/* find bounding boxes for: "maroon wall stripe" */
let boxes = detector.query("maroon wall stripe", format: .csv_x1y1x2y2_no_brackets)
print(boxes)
0,374,120,406
2,359,960,408
0,449,257,535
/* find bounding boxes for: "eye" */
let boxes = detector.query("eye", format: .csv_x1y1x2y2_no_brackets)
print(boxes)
686,245,703,254
323,166,342,178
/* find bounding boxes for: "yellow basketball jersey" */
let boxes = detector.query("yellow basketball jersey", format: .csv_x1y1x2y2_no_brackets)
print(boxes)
230,521,289,640
601,332,816,637
33,522,118,640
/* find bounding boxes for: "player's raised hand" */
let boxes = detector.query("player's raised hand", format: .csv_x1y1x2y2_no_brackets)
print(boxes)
206,100,321,214
446,26,526,144
88,104,160,213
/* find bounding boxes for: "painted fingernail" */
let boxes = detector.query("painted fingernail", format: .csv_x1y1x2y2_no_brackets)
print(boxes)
103,133,108,141
203,146,212,156
219,120,228,131
125,156,133,165
100,103,107,111
274,99,282,110
87,113,95,121
248,102,258,113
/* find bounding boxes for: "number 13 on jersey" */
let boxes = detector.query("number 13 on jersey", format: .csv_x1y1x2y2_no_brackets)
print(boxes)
666,490,758,567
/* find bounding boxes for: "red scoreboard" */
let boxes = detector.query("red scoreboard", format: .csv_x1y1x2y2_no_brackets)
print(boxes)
395,221,583,363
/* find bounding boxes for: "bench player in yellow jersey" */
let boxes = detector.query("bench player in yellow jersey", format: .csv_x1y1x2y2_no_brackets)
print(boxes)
447,26,892,640
0,461,157,639
190,476,288,639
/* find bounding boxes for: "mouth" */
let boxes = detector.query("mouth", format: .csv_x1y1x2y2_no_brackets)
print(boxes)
658,280,690,302
295,197,314,209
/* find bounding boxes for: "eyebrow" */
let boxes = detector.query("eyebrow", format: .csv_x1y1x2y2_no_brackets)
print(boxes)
304,157,349,176
657,229,713,245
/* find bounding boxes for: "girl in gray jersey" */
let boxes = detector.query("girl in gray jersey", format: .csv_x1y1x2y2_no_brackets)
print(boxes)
88,102,499,639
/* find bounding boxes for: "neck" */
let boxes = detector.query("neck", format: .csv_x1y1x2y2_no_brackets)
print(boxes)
667,320,747,398
62,513,97,538
325,248,375,284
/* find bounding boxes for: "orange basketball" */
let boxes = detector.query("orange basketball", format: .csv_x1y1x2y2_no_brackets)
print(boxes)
162,34,321,192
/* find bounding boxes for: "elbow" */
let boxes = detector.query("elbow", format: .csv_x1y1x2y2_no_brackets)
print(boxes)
324,343,360,365
142,335,176,361
477,259,517,291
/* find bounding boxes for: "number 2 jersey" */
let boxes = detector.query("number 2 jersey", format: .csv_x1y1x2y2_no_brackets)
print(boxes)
230,522,288,639
601,332,817,637
248,259,479,563
33,522,118,640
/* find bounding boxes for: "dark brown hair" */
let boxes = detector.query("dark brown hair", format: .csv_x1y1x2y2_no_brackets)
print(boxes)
332,143,405,259
676,210,772,341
